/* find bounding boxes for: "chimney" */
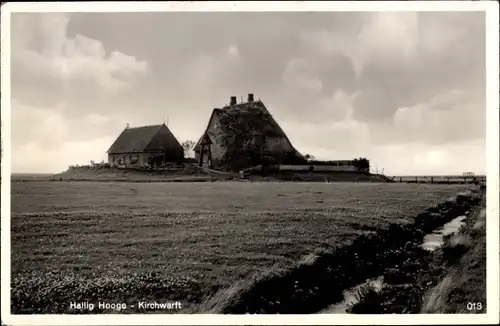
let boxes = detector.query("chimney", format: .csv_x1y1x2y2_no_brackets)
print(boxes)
248,93,254,102
230,96,237,106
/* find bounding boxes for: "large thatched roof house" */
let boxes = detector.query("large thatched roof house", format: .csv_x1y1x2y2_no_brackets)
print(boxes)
194,94,304,171
107,123,184,167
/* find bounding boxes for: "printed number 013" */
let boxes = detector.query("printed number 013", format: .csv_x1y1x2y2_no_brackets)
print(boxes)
467,302,483,311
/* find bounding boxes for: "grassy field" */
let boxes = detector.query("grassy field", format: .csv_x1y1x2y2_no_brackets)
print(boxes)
10,181,474,313
421,197,486,313
343,190,486,314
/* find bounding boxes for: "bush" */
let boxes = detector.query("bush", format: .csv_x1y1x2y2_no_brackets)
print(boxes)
352,158,370,173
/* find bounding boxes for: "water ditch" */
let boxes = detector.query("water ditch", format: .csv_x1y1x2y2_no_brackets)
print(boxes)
421,215,468,252
319,212,470,313
320,276,384,313
208,190,482,314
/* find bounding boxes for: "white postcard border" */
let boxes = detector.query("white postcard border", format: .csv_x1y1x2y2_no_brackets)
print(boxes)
1,1,498,325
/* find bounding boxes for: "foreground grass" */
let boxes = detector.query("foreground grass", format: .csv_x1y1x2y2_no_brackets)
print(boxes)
421,199,486,313
211,192,481,314
11,272,204,313
11,181,474,313
345,189,485,314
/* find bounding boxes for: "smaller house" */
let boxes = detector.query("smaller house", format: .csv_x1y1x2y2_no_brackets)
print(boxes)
107,123,184,167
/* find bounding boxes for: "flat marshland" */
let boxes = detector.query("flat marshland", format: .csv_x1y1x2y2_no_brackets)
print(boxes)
10,181,475,313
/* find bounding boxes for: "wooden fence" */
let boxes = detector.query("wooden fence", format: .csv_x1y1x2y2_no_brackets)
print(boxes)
390,175,486,184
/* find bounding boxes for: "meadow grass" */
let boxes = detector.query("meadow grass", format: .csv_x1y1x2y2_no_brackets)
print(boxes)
10,181,474,313
421,204,486,314
340,190,484,314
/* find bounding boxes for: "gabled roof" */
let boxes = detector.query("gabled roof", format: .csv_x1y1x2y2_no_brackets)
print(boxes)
194,109,222,152
107,124,182,154
193,131,213,152
194,99,303,158
224,100,287,139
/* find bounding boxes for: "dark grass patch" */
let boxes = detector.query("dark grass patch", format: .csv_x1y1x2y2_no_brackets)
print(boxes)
349,284,424,314
442,242,471,266
346,284,385,314
383,268,417,285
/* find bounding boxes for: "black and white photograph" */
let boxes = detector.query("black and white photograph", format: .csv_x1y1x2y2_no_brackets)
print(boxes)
1,1,499,325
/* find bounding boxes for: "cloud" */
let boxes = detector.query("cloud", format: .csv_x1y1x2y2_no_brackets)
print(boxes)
350,12,485,124
356,12,419,72
11,13,150,112
13,138,113,174
370,140,486,176
281,110,372,159
9,11,486,175
11,101,68,151
284,12,485,131
392,89,485,144
317,90,353,121
11,99,121,151
11,100,117,174
286,122,485,176
85,113,113,125
227,44,240,57
10,13,155,173
282,57,323,93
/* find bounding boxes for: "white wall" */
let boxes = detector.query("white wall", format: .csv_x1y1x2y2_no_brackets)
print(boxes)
278,164,358,172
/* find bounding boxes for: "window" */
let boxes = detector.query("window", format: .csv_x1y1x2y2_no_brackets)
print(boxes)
254,135,264,146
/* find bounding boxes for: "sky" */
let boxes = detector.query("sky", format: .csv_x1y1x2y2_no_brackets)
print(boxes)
9,11,486,175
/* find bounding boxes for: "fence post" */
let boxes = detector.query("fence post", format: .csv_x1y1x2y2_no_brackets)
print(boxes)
415,176,418,183
430,177,434,184
400,177,402,183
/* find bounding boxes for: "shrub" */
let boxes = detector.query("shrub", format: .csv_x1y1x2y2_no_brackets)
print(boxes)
352,158,371,173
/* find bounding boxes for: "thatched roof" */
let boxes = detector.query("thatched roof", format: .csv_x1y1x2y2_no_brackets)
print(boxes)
194,99,302,158
107,124,182,154
219,100,287,137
